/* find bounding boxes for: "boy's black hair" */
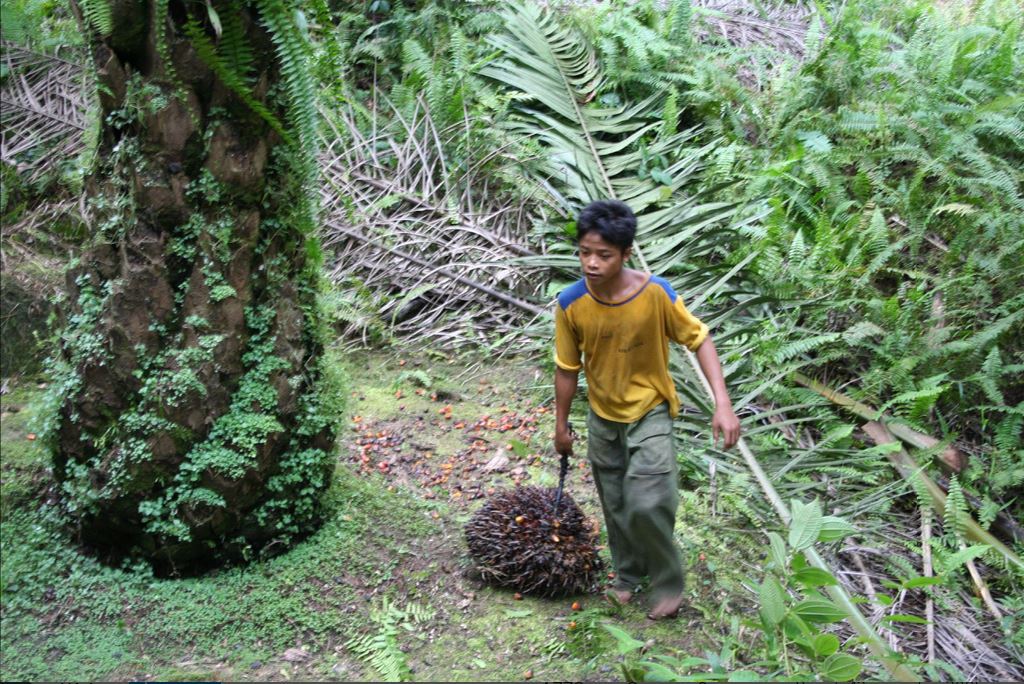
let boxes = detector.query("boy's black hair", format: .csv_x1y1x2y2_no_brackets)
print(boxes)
576,199,636,251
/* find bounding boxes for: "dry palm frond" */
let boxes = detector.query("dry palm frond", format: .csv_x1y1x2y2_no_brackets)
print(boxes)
0,41,91,182
0,197,83,291
690,1,822,90
548,0,819,90
694,1,816,60
719,392,1024,680
318,96,553,351
549,0,818,61
0,198,83,365
832,515,1024,683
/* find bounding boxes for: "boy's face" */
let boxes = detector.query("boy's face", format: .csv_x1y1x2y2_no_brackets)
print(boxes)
578,231,631,286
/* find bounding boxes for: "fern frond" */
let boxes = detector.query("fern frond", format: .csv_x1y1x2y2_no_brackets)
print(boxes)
787,229,807,264
943,475,969,539
661,86,679,139
710,141,736,181
667,0,692,46
450,27,468,74
974,346,1006,405
838,108,882,133
79,0,114,37
219,5,257,86
346,631,407,682
972,112,1024,151
862,234,911,282
796,130,832,154
994,410,1023,453
345,598,433,682
877,385,946,417
930,202,977,217
401,38,432,80
184,18,288,141
772,333,840,365
254,0,321,224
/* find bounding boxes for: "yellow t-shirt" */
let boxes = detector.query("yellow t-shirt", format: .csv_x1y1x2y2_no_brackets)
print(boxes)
554,274,708,423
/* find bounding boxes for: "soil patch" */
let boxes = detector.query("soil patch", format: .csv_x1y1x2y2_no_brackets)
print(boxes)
326,351,721,681
1,352,736,682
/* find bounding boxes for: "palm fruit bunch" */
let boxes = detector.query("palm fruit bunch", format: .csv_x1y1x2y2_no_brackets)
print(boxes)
464,485,603,597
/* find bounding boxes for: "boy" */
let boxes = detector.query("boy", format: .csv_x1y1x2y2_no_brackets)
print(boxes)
553,199,740,620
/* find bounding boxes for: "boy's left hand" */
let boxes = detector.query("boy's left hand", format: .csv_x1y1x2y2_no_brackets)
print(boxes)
712,405,740,449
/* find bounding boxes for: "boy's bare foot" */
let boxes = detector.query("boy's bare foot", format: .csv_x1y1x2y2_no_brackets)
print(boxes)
605,587,633,606
646,594,683,620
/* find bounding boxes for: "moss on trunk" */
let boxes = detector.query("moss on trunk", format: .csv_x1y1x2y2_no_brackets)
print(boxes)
50,0,339,575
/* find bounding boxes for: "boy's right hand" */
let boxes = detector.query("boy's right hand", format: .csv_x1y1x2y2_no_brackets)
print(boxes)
554,424,574,456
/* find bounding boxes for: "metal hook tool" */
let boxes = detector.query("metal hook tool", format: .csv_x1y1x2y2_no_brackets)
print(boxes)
552,422,575,517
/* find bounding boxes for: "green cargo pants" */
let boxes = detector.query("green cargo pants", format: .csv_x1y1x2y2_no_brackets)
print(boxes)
586,402,683,600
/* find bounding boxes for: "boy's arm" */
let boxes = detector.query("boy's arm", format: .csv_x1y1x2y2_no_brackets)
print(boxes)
695,337,741,449
554,367,578,455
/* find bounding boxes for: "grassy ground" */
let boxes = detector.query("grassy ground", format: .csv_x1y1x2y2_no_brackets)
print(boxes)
1,349,764,681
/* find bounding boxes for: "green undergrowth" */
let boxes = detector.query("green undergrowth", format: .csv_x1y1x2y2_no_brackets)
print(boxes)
1,382,436,681
3,353,787,681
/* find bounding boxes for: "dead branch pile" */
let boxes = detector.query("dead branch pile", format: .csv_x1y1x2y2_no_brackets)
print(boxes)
727,395,1024,681
549,0,817,89
0,42,89,182
832,518,1024,682
318,98,554,350
0,198,81,290
694,1,815,61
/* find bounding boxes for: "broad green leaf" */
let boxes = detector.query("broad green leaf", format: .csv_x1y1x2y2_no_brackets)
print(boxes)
502,608,533,618
759,576,786,625
881,614,931,624
789,499,823,550
820,653,862,682
602,623,645,655
651,169,673,185
672,674,729,682
205,1,222,38
727,671,762,682
545,280,574,298
767,531,787,570
508,439,530,457
791,635,815,657
792,598,846,623
638,662,681,681
792,567,839,587
818,515,856,542
903,576,943,589
812,633,840,657
650,655,712,669
783,614,812,640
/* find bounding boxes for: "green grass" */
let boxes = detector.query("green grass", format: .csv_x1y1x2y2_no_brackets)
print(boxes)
0,384,50,518
2,353,775,681
0,382,442,681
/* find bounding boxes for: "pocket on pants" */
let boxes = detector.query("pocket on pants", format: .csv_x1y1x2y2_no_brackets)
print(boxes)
587,410,624,470
627,405,674,476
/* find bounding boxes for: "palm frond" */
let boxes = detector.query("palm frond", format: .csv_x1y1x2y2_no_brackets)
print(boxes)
0,42,91,181
480,1,748,272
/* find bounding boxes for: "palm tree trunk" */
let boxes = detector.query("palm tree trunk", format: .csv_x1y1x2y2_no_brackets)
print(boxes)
53,0,336,574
